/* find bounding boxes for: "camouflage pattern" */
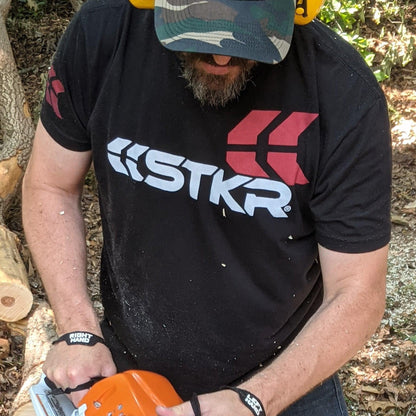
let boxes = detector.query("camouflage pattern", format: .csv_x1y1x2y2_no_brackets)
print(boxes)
154,0,295,64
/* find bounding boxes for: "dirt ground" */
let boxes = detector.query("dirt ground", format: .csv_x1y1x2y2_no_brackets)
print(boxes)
1,0,415,415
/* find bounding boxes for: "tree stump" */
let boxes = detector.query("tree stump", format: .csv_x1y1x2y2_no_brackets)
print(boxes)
10,302,56,416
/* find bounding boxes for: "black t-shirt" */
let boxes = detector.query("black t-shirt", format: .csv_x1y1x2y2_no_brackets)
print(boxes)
41,0,391,399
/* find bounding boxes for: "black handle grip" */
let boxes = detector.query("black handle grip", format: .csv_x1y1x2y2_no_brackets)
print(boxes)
44,376,104,395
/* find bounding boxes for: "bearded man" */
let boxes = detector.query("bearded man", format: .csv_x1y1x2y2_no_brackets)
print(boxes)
22,0,391,415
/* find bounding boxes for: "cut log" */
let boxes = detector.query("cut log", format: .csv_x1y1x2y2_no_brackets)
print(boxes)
11,403,37,416
0,224,32,321
10,302,56,416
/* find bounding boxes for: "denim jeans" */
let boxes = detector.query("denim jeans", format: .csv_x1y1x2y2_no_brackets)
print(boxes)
279,374,349,416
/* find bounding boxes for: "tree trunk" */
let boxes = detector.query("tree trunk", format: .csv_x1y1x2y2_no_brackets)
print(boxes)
0,0,34,221
0,0,34,322
10,302,56,416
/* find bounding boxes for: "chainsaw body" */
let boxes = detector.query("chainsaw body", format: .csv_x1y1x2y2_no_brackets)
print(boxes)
30,370,183,416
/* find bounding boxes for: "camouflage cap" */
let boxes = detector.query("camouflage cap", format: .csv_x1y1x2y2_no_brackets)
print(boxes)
154,0,296,64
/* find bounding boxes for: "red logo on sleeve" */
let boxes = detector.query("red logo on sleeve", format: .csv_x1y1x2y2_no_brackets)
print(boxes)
45,66,65,119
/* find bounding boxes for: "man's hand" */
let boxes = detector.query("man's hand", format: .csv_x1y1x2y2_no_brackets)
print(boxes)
43,341,117,406
156,390,253,416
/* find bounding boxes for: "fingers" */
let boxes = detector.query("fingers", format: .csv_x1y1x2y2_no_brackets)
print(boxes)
156,402,194,416
156,390,253,416
43,342,117,405
70,389,90,407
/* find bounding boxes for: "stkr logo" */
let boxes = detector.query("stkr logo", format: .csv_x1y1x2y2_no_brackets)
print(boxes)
45,66,65,119
107,111,319,218
226,110,318,186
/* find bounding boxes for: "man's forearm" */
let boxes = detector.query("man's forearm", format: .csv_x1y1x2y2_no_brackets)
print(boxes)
22,183,101,336
21,124,115,405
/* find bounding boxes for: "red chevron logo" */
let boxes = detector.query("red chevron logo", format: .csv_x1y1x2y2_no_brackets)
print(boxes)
45,66,65,119
226,110,318,186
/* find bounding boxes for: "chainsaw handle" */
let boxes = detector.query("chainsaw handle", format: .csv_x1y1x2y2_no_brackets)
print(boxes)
44,376,104,395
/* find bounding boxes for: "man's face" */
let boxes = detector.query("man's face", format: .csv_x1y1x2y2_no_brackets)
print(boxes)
177,52,257,108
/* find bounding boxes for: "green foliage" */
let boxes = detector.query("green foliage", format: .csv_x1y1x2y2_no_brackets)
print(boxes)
319,0,371,63
9,0,47,20
318,0,415,81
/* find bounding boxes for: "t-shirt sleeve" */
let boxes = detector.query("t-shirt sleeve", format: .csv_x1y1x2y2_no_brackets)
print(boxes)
310,95,392,253
40,10,92,151
40,0,124,151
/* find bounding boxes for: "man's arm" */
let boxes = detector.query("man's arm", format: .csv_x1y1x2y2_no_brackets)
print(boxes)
22,121,116,405
157,244,388,416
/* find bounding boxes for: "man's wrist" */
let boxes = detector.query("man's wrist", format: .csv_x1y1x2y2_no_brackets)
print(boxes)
221,386,266,416
52,303,102,336
52,331,106,346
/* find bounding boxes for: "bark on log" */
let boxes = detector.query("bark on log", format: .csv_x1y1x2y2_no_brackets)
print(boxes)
10,302,56,416
0,224,32,321
0,0,34,222
0,0,35,322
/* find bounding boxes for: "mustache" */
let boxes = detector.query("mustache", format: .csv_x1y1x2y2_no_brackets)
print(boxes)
177,51,256,108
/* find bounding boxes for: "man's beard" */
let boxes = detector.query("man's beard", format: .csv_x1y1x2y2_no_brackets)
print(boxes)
177,52,256,108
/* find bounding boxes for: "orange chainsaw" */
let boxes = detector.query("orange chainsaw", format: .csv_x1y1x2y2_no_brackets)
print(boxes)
30,370,183,416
